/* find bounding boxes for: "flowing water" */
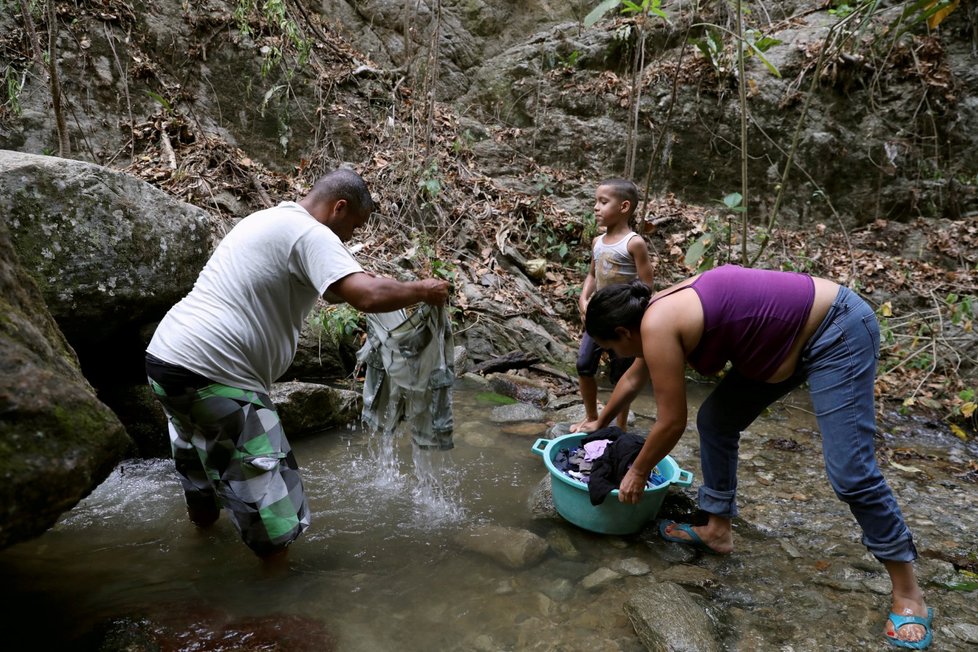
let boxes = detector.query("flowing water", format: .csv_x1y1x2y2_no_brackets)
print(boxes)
1,379,976,651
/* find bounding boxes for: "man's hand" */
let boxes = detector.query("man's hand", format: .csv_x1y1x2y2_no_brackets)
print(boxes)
420,278,450,306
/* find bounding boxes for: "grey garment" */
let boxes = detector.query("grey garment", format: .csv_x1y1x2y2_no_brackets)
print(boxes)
357,304,455,450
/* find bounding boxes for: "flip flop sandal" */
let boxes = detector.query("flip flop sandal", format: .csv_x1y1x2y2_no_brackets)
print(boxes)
658,519,721,555
885,607,934,649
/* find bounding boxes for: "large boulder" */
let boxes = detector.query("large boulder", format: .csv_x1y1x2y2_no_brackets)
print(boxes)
0,150,214,381
0,219,131,551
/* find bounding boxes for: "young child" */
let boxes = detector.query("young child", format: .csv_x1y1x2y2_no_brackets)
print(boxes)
573,178,655,431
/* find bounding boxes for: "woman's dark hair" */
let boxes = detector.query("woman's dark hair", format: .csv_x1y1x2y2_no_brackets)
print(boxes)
585,280,652,340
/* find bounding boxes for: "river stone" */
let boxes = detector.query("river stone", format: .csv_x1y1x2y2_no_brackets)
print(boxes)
500,422,548,437
269,381,362,436
487,372,549,407
455,524,549,569
624,581,721,652
613,557,652,576
527,475,558,520
489,402,546,423
580,567,621,591
658,564,720,590
0,150,213,349
946,623,978,645
0,219,131,550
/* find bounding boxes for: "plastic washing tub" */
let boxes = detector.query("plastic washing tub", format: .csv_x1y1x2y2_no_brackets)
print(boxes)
531,433,694,535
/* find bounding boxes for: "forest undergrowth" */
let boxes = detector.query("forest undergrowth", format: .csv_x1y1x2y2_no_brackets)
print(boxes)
3,0,975,446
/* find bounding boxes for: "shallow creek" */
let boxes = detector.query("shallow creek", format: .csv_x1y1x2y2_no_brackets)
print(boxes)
1,379,976,651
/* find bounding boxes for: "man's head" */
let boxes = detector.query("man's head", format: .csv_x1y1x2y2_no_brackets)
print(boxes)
302,169,376,241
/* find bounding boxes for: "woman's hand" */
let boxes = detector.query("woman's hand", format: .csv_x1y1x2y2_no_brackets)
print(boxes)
617,468,647,504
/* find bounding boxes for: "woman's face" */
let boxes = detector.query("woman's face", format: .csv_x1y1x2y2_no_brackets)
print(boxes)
594,328,642,358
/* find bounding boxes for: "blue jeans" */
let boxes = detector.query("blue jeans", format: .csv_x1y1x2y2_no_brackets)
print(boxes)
695,287,917,562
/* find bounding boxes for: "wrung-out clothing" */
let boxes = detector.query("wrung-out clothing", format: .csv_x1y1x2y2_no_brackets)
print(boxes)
358,304,455,450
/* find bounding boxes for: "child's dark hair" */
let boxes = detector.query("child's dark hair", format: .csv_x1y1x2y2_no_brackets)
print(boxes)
599,178,640,216
585,280,653,340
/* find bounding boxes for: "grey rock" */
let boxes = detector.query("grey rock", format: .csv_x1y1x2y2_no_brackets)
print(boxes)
455,524,549,569
624,581,721,652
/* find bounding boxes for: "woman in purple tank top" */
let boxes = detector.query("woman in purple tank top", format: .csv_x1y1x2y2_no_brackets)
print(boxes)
573,265,932,649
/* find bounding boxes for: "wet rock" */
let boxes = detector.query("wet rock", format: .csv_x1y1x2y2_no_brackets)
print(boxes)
946,623,978,645
624,581,721,652
0,151,213,365
269,381,361,436
540,577,575,602
455,524,549,569
487,372,550,407
489,402,546,423
581,567,621,591
0,219,131,551
658,564,719,590
613,557,651,576
501,422,549,437
527,475,558,520
545,527,580,559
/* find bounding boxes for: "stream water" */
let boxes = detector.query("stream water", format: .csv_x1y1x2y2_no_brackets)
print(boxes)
1,379,976,651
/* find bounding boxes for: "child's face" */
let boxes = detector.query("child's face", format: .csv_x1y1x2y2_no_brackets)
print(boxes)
593,185,628,228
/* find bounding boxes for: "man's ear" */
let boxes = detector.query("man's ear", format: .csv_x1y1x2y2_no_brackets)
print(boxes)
620,199,631,214
331,198,348,217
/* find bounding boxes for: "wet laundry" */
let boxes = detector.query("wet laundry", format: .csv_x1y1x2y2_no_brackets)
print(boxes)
553,426,666,505
357,303,455,450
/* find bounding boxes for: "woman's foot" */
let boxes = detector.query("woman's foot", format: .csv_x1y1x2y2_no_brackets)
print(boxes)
659,515,734,555
885,602,932,648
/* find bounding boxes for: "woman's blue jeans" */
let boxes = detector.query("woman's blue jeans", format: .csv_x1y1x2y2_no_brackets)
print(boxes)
695,287,917,562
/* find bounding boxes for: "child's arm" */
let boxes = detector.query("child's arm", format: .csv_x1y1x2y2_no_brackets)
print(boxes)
628,234,656,290
579,258,596,323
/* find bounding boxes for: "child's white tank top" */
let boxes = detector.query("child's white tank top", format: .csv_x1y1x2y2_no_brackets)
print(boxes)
593,231,640,289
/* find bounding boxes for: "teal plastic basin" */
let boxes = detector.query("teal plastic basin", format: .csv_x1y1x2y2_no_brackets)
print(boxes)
531,433,693,535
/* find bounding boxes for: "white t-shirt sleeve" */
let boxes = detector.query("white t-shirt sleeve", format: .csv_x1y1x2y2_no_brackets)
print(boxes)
290,225,364,296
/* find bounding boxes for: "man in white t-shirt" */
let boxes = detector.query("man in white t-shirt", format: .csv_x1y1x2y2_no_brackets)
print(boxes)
145,168,449,561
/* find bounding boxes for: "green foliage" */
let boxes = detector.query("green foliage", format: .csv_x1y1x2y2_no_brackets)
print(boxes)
308,305,363,345
233,0,312,79
419,162,443,200
3,66,24,116
145,90,174,114
828,2,856,18
684,193,742,271
585,0,667,28
694,26,782,79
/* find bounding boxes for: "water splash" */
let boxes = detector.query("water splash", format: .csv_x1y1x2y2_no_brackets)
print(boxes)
409,446,467,526
360,422,467,528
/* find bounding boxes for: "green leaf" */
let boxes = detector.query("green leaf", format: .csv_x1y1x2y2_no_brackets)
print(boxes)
722,192,743,209
747,42,782,77
584,0,621,28
145,90,172,112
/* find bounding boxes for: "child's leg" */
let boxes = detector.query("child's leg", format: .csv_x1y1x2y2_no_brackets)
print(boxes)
579,375,599,421
576,333,603,424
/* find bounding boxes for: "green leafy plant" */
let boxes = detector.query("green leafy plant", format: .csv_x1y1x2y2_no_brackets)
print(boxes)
684,192,742,272
3,66,24,116
308,304,363,345
585,0,667,28
419,161,443,200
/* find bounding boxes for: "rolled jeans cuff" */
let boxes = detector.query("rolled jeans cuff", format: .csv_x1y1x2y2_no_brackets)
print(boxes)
698,485,738,518
865,532,919,563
